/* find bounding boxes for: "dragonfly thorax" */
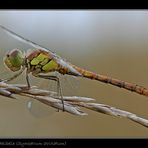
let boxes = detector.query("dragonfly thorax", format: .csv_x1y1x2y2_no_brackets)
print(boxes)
4,49,25,72
26,49,59,75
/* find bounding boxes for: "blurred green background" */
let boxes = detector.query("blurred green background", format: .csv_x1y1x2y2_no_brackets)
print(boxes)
0,10,148,137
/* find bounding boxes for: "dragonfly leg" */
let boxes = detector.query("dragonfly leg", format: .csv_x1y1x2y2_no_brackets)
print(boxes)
35,74,65,112
2,68,24,82
26,70,31,88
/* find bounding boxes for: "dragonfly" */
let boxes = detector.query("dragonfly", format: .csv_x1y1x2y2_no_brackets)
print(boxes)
0,25,148,112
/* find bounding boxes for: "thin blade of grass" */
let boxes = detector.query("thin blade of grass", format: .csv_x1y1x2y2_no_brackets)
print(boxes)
0,81,148,128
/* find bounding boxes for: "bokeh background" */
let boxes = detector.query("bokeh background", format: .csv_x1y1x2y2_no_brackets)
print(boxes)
0,10,148,137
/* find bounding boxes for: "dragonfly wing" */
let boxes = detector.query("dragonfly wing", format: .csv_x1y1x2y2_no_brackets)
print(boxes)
0,25,55,54
27,99,56,118
57,72,80,96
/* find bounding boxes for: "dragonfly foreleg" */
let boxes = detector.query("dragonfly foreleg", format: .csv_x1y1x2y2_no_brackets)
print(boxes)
35,74,65,111
2,68,24,83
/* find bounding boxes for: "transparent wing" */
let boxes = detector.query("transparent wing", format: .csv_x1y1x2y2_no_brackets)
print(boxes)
26,98,56,118
0,25,53,54
56,72,80,96
33,71,80,96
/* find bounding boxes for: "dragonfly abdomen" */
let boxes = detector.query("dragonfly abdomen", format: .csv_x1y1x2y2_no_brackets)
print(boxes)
72,65,148,97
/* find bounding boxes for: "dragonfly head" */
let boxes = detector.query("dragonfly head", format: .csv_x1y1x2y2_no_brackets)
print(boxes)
4,49,25,72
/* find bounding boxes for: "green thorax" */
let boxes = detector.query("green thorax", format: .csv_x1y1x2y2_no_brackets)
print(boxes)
27,49,60,74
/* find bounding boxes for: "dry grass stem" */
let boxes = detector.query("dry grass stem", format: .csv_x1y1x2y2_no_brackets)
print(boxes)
0,81,148,128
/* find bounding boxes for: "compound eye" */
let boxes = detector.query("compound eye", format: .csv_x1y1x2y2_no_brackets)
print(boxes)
4,49,24,72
